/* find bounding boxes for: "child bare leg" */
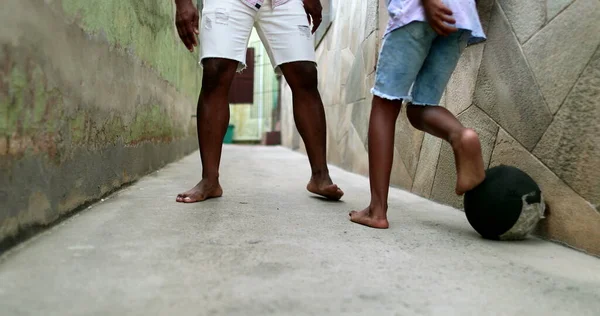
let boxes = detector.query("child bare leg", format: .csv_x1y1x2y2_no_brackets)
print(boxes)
406,104,485,195
349,96,401,229
349,0,488,229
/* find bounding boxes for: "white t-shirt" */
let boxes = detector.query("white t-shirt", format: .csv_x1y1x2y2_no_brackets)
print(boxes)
386,0,486,44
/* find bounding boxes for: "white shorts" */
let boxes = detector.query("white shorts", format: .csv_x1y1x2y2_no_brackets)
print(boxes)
199,0,317,74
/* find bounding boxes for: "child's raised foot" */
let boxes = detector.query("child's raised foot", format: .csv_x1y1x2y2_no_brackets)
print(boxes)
349,206,389,229
307,175,344,201
452,128,486,195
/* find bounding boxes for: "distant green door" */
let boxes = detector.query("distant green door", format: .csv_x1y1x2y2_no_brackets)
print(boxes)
223,124,235,144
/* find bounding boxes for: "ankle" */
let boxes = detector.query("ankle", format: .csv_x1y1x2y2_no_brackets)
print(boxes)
201,173,219,182
310,169,330,181
369,201,388,214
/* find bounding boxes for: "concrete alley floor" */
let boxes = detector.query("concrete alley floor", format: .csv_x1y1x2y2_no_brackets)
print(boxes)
1,145,599,315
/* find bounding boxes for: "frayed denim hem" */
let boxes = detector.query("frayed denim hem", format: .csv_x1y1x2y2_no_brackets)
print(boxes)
371,88,409,102
409,100,440,106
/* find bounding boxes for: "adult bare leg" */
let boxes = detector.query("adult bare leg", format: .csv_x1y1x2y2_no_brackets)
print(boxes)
176,58,238,203
279,61,343,201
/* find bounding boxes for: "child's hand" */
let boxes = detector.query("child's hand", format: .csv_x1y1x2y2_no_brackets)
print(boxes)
422,0,459,36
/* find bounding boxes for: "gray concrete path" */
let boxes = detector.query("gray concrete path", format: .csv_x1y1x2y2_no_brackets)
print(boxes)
1,145,599,316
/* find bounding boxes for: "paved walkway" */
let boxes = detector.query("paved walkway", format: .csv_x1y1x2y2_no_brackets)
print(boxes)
1,146,599,315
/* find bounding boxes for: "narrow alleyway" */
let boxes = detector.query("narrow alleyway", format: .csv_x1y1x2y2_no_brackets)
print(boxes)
0,146,599,315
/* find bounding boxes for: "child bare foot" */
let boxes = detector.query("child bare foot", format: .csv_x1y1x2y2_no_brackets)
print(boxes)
176,179,223,203
349,206,389,229
307,175,344,201
452,128,486,195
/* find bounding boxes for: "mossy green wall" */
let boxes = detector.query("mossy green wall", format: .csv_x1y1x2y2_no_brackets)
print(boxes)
61,0,200,98
0,0,201,250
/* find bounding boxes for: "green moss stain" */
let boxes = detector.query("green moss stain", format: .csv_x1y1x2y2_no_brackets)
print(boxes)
69,114,86,144
32,66,47,124
21,65,49,135
126,104,184,144
0,48,7,137
6,66,27,135
1,61,64,138
1,1,196,157
61,0,201,98
0,55,185,158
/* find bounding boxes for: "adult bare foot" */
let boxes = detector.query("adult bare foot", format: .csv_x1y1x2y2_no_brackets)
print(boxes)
306,175,344,201
452,128,486,195
349,206,389,229
176,179,223,203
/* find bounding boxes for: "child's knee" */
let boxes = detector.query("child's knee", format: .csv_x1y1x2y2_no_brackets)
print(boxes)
406,103,425,128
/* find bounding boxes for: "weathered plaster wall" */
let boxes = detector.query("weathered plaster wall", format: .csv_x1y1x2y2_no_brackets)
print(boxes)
0,0,201,249
281,0,600,255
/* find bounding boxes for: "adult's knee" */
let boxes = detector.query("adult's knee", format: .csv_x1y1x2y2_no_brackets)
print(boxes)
201,58,237,93
284,62,319,93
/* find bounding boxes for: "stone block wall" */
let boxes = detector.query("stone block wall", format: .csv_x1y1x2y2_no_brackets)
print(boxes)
0,0,201,250
281,0,600,256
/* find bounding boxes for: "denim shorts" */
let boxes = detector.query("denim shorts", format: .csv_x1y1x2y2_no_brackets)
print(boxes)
372,21,470,106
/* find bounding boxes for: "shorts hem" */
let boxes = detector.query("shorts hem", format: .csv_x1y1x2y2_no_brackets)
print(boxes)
199,56,247,73
274,59,317,75
410,100,440,106
371,88,409,102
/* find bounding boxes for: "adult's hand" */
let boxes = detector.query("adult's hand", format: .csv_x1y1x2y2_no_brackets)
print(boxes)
303,0,323,33
422,0,458,36
175,0,199,52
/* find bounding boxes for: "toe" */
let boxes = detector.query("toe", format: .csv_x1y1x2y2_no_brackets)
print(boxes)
326,185,343,198
323,184,337,192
